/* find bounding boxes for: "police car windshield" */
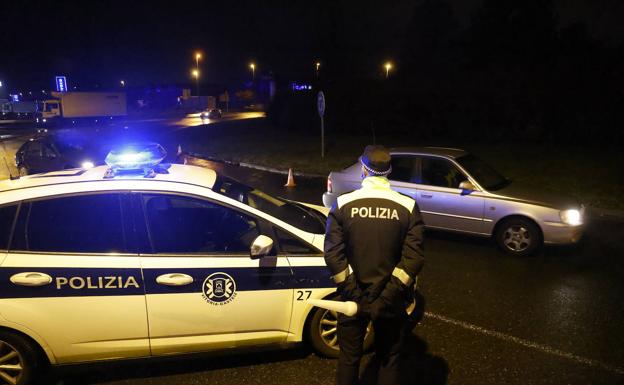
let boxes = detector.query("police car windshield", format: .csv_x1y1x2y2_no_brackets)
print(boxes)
214,176,326,234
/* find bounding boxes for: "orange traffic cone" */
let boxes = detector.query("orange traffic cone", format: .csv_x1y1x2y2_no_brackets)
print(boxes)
284,168,297,187
176,145,187,165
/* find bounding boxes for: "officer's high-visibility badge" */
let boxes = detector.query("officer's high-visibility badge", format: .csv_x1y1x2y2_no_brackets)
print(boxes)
202,272,237,305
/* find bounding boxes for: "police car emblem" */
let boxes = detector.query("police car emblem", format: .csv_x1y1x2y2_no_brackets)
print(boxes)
202,272,237,305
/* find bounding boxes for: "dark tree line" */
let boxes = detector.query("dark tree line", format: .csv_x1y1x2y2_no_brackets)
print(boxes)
270,0,624,145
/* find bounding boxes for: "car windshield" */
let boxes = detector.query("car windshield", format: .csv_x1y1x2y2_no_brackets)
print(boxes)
456,154,509,191
51,132,89,154
213,176,326,234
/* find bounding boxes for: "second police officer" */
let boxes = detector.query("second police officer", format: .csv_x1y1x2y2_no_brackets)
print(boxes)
324,145,425,385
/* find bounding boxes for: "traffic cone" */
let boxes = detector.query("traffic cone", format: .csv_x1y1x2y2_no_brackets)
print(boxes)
176,145,187,165
284,168,297,187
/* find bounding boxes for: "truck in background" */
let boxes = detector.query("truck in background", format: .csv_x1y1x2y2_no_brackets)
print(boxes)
1,100,38,119
37,92,127,124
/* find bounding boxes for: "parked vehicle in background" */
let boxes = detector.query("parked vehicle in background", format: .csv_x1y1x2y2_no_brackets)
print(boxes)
1,100,38,120
200,108,222,119
36,92,127,125
323,147,585,256
15,132,105,175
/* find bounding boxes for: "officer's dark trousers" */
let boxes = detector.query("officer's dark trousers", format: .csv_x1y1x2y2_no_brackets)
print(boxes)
336,312,409,385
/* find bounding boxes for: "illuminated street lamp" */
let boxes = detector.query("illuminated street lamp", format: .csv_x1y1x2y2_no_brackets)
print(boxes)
249,62,255,80
384,62,392,79
120,80,125,87
315,62,320,77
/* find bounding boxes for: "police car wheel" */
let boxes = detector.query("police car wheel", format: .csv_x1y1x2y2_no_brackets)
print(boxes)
0,331,41,385
308,306,374,358
495,217,541,257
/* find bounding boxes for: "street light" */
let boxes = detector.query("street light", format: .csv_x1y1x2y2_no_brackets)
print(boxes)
384,62,392,79
315,62,320,77
249,63,255,80
120,80,125,87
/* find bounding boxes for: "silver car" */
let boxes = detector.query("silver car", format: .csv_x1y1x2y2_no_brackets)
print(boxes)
322,147,584,256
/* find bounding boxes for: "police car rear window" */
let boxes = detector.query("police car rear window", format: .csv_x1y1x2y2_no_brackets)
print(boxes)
0,204,17,250
11,194,127,254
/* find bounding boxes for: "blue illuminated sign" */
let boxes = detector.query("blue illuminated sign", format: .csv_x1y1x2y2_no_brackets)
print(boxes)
291,82,312,91
55,76,68,92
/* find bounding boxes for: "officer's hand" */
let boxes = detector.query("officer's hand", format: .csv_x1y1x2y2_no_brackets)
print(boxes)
337,274,363,302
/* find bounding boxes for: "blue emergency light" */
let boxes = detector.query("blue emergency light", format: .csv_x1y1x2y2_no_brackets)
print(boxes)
104,143,167,178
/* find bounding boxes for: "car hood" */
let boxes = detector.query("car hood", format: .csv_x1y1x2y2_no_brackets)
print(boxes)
491,182,580,209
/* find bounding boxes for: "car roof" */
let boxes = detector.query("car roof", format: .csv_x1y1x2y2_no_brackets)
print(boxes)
389,146,468,159
0,164,218,194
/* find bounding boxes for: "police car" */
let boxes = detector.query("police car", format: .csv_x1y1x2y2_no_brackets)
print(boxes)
0,143,371,385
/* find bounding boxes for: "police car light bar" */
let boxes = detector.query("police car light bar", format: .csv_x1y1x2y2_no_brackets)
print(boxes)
104,143,167,178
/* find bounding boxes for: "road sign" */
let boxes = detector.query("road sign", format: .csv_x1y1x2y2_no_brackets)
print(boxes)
317,91,326,159
55,76,68,92
317,91,325,117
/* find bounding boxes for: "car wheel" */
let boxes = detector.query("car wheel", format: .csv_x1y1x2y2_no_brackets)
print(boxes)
0,331,42,385
495,217,541,256
308,302,374,358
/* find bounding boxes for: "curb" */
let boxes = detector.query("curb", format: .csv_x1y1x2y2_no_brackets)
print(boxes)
186,152,326,179
586,207,624,221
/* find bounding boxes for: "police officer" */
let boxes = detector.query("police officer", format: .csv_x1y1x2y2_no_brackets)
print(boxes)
324,145,425,385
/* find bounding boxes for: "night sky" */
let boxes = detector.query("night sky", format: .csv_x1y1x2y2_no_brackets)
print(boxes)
1,0,623,93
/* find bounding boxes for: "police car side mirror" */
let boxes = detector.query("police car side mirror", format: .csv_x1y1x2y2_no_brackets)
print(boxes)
250,235,274,259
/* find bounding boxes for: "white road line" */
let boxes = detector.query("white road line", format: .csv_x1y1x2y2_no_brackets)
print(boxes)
424,312,624,376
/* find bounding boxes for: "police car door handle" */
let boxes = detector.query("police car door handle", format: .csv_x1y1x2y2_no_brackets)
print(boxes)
420,193,433,198
156,273,194,286
10,272,53,287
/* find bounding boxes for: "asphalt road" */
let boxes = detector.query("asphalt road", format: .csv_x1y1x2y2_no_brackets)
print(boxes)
2,116,623,385
48,158,624,385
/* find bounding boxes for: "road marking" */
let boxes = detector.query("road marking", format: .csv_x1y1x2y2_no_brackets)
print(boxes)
424,312,624,376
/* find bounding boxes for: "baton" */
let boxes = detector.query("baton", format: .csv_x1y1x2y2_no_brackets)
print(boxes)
307,298,358,316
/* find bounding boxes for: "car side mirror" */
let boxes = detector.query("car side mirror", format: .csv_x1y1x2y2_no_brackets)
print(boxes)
250,235,274,259
459,180,475,195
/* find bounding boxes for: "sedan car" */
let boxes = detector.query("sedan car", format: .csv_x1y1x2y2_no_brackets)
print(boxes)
200,108,222,119
323,147,584,256
14,132,104,176
0,144,374,385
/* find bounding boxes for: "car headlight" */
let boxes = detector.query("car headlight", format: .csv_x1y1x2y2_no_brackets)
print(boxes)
81,161,95,169
560,209,582,226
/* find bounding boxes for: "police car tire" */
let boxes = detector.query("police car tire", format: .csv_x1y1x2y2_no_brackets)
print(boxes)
495,217,541,257
307,305,375,358
0,331,42,385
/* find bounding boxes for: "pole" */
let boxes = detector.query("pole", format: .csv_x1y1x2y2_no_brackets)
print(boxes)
195,56,200,96
321,116,325,159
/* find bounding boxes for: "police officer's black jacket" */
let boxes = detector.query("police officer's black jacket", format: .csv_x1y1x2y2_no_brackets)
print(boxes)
324,176,424,291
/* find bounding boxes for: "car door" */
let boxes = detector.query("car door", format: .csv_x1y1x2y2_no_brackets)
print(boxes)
136,193,294,355
0,193,149,363
387,154,421,201
415,156,486,234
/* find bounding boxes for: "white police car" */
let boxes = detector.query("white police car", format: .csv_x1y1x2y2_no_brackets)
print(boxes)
0,143,369,385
